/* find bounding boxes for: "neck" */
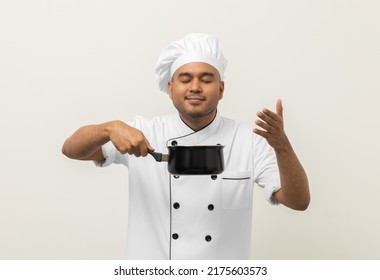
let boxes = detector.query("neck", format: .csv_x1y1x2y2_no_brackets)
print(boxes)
179,110,217,132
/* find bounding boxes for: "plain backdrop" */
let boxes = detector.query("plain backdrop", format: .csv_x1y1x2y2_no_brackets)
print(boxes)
1,0,379,259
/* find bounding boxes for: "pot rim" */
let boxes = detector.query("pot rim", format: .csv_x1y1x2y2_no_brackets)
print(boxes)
167,145,225,149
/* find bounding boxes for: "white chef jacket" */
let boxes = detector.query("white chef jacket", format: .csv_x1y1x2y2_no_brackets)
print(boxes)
96,112,281,260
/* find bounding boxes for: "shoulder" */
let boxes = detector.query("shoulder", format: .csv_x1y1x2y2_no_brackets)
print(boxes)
219,115,268,146
129,114,174,125
220,115,254,136
128,114,176,131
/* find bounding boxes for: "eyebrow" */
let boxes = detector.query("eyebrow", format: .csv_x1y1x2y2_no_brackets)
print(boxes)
177,72,215,78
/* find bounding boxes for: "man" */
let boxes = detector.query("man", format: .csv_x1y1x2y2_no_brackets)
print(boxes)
62,33,310,260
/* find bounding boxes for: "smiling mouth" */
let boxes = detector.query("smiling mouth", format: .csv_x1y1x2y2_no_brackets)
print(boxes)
185,96,205,102
185,97,205,105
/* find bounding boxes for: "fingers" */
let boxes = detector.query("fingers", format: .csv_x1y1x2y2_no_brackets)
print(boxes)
110,122,154,157
126,139,152,157
131,134,154,157
253,99,288,150
255,99,284,132
256,110,277,127
145,138,155,153
252,127,267,138
255,118,273,133
138,137,155,157
276,98,283,117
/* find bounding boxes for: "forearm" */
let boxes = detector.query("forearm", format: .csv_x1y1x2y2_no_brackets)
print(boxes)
274,142,310,210
62,122,112,160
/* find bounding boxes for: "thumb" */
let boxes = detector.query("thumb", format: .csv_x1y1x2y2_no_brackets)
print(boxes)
276,98,283,117
145,138,155,152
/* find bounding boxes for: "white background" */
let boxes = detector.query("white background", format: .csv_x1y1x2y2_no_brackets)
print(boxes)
0,0,379,259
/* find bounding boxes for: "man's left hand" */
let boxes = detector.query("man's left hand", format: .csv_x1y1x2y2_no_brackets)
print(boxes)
253,99,290,151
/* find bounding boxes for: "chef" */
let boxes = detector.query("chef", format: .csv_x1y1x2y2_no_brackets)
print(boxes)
62,33,310,260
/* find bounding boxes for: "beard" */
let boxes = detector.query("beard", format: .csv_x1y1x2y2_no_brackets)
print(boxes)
173,101,218,127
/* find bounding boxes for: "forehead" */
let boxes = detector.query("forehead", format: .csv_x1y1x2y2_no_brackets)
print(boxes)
173,62,220,76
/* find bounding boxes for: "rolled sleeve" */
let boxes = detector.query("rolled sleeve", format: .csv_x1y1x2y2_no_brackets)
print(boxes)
252,135,281,205
261,172,281,205
94,141,128,167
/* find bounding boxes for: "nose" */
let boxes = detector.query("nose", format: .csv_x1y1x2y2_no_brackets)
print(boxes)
189,79,201,93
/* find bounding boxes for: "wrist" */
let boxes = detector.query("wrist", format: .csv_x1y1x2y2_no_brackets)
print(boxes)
94,122,115,145
274,139,293,155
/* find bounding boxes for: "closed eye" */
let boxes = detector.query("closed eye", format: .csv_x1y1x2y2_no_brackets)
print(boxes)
200,72,215,83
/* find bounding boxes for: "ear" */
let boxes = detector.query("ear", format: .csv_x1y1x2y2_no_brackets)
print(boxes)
168,80,173,100
219,81,224,100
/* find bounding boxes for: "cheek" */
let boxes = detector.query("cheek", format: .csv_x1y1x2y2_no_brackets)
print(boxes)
171,84,187,98
169,89,182,106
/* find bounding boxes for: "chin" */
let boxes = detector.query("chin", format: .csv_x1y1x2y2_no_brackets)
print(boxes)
182,109,215,120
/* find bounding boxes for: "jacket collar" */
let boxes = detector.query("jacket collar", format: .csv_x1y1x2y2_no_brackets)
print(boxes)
170,111,223,145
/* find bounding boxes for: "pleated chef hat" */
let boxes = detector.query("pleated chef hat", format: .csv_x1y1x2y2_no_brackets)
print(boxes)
155,33,227,94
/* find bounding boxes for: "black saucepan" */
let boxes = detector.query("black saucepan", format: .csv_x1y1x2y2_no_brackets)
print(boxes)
148,145,224,175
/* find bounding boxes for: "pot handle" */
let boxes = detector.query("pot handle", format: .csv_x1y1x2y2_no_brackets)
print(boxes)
148,150,169,162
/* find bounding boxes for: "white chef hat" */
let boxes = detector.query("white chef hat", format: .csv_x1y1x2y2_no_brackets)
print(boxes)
155,33,227,94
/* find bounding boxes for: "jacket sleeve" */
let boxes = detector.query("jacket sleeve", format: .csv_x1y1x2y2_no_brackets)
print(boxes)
252,134,281,205
94,141,129,167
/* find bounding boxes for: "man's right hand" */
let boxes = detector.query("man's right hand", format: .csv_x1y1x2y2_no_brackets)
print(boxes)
62,120,154,161
107,120,154,157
